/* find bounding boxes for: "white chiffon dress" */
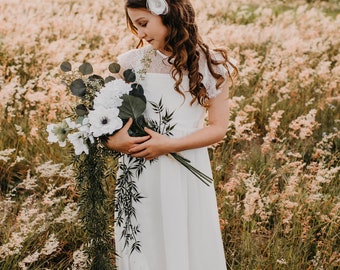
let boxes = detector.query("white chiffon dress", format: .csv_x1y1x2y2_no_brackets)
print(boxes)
115,45,228,270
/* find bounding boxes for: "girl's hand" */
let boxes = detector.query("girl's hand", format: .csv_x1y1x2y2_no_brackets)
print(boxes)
105,118,150,154
128,127,174,160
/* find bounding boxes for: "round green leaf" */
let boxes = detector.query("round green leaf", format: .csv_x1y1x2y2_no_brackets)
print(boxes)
123,69,136,83
108,62,121,74
104,76,116,84
89,74,105,87
75,104,88,116
79,62,93,75
70,79,86,97
60,61,72,72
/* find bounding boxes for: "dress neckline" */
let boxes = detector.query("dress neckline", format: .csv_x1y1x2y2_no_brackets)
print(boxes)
156,50,169,59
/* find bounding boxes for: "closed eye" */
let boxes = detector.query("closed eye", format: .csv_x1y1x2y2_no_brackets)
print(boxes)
139,22,148,27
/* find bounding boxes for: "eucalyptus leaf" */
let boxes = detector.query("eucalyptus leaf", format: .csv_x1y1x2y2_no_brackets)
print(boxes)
109,62,121,74
104,76,116,84
75,104,88,116
79,62,93,75
70,78,87,97
88,74,105,87
60,61,72,72
118,94,146,120
123,69,136,83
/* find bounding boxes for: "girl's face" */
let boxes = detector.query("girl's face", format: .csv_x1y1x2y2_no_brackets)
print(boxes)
127,8,169,55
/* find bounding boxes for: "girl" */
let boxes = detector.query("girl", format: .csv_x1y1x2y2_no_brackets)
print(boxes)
106,0,236,269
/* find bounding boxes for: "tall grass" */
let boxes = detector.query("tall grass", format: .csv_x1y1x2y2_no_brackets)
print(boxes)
0,0,339,269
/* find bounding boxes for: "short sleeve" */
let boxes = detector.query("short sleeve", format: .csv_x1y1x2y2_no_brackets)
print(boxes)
200,51,237,98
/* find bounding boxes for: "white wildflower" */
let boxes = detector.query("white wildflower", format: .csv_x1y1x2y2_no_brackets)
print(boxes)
70,245,88,270
36,161,62,178
0,148,16,162
55,203,79,223
15,124,25,136
289,109,319,139
16,170,38,191
68,132,89,155
242,173,262,221
41,234,59,255
261,110,284,154
19,250,40,269
276,258,288,265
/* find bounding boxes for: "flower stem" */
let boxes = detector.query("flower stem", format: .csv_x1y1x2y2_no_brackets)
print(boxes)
169,153,213,186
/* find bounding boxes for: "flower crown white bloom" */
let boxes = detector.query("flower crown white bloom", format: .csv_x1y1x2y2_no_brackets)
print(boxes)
146,0,169,15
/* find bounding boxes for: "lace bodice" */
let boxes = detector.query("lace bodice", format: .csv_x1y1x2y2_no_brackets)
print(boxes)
117,45,229,98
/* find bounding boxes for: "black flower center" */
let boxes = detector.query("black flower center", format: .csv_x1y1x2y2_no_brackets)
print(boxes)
101,117,109,125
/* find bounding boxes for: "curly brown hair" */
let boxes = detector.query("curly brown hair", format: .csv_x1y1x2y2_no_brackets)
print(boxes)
125,0,237,106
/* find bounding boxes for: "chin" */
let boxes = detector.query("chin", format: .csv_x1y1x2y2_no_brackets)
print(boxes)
151,44,159,50
150,43,161,51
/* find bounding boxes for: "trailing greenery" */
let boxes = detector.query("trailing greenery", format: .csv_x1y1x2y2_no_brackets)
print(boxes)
73,143,116,270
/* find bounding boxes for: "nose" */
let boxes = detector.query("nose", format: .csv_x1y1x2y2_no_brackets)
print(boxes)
137,29,146,39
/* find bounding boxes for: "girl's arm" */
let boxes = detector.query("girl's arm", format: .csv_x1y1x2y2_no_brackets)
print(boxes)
129,81,229,160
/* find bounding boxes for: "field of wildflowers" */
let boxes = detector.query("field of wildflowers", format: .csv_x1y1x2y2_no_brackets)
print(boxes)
0,0,339,269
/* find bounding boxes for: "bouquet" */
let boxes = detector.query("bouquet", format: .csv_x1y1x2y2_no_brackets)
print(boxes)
47,61,213,261
47,62,212,185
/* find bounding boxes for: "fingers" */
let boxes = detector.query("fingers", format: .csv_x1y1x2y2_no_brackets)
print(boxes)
132,135,150,144
130,149,156,160
129,138,150,153
105,119,154,154
129,130,169,157
144,127,157,135
121,118,133,131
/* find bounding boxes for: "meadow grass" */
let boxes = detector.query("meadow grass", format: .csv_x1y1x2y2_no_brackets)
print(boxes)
0,0,339,269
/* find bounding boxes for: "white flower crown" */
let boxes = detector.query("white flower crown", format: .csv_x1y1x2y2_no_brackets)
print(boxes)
146,0,169,15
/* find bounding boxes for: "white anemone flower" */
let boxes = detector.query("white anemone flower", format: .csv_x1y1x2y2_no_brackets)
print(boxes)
93,79,131,109
68,132,89,155
46,118,75,147
88,107,123,137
